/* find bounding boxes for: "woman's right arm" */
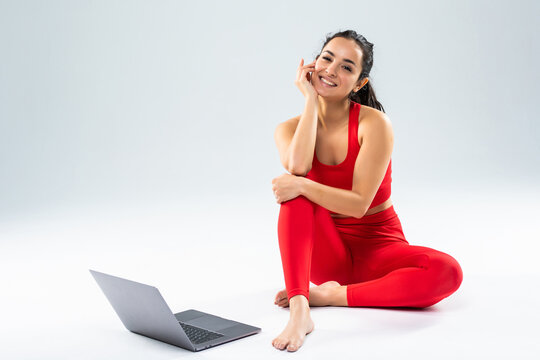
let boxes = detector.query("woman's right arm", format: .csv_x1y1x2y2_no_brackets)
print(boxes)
274,58,321,176
274,97,318,176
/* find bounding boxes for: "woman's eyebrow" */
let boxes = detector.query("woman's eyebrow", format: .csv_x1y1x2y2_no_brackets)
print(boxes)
322,50,357,67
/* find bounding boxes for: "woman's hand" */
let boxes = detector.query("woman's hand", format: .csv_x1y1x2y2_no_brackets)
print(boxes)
295,58,319,100
271,173,304,204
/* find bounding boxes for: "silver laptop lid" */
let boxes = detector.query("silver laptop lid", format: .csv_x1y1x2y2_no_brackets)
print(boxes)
89,269,193,350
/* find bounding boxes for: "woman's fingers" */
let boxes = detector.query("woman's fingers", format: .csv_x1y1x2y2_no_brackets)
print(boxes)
298,59,315,69
297,64,315,74
298,58,314,66
295,58,320,98
297,65,316,82
300,64,317,76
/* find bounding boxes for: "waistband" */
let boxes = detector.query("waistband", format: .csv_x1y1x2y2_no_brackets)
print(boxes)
332,205,397,225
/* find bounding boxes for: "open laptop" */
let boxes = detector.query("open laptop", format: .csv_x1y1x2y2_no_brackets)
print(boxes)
89,269,261,352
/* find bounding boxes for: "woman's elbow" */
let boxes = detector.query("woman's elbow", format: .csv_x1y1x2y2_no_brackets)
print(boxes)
288,165,311,177
352,198,368,219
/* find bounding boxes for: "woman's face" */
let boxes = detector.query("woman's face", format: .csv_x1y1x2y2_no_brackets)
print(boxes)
313,37,365,99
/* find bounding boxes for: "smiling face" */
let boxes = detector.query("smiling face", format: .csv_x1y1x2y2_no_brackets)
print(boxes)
313,37,367,99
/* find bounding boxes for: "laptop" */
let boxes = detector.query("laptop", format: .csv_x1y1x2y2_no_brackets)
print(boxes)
89,269,261,351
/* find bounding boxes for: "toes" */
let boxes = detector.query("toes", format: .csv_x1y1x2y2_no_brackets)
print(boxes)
275,296,288,307
287,344,298,352
275,289,287,301
272,336,290,350
273,335,303,352
287,340,302,352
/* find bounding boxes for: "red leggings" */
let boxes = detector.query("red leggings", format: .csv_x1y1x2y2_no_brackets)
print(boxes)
277,196,463,308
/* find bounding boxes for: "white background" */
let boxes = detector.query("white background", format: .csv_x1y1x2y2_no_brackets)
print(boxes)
1,0,539,358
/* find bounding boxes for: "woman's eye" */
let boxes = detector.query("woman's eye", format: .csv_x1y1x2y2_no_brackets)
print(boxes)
322,56,352,72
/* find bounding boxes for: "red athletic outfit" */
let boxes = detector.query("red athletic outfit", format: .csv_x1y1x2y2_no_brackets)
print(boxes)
277,100,463,308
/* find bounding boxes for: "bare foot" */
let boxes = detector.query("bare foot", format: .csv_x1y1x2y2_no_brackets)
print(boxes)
274,281,341,307
272,295,314,352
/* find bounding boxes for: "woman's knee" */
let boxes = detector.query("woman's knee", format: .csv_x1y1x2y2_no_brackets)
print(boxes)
429,251,464,296
279,195,314,212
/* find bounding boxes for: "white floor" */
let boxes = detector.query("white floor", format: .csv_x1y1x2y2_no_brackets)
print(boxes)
1,182,539,359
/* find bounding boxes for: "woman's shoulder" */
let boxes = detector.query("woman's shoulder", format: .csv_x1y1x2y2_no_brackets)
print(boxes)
279,115,301,129
289,114,301,124
357,104,393,143
358,104,391,128
275,115,302,140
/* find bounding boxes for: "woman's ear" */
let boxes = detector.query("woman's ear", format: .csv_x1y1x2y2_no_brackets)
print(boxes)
356,78,369,91
353,78,369,92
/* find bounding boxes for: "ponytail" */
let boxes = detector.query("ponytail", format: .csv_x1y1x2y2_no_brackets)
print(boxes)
350,80,385,113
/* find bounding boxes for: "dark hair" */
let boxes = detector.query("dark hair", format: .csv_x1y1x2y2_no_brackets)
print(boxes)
316,30,385,113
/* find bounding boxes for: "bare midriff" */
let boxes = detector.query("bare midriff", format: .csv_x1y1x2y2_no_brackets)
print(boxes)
330,197,393,218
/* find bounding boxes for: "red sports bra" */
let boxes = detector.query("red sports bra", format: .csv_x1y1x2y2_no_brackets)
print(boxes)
305,100,392,215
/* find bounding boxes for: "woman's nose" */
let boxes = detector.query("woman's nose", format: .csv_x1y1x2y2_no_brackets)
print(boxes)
324,64,338,77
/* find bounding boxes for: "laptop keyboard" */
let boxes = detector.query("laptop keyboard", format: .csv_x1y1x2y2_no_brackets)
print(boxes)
179,322,225,344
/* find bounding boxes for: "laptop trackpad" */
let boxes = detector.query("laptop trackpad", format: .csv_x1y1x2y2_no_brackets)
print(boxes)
188,315,237,331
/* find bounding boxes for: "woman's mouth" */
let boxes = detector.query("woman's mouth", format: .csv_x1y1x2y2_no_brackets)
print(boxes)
319,76,337,87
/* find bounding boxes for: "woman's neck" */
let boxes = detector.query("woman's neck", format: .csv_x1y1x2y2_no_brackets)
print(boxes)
316,97,350,131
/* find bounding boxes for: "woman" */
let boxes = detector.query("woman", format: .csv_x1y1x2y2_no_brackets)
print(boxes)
270,30,463,352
